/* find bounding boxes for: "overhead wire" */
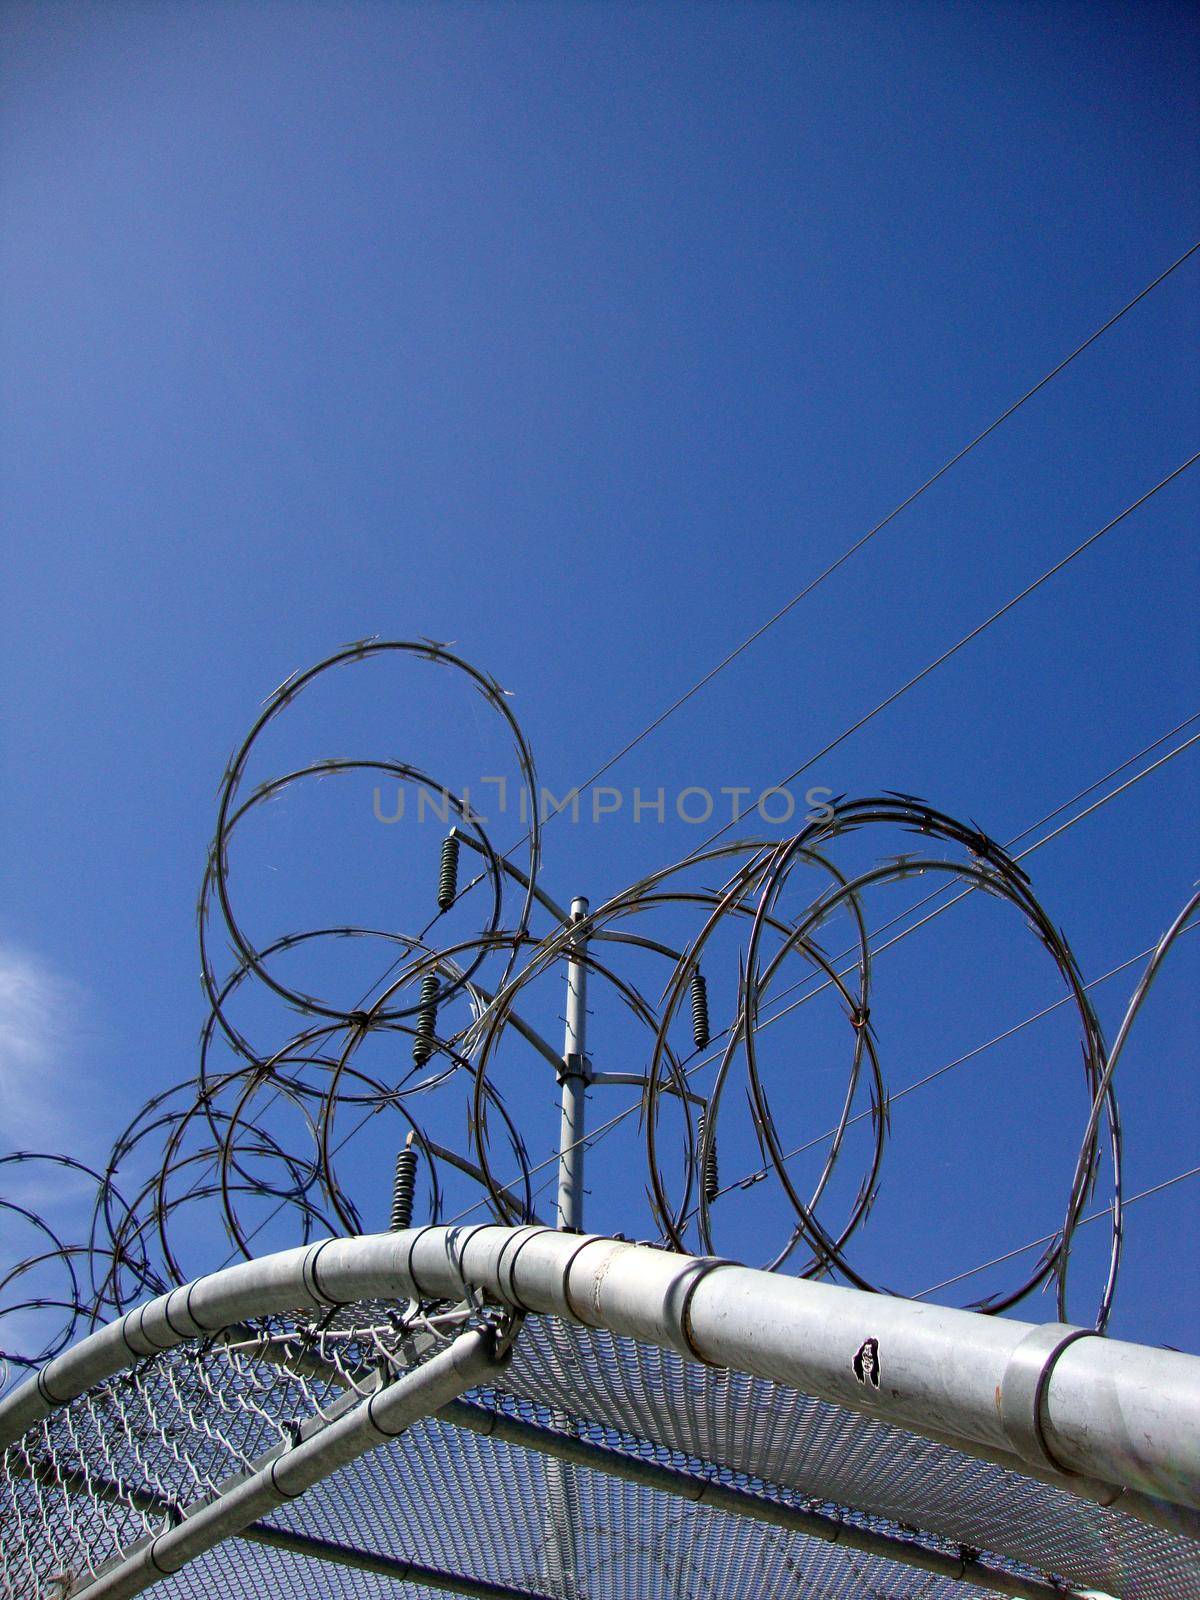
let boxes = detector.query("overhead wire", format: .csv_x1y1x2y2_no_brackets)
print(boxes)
8,252,1200,1360
538,241,1200,811
319,251,1200,1076
442,717,1200,1225
693,451,1200,854
915,1163,1200,1300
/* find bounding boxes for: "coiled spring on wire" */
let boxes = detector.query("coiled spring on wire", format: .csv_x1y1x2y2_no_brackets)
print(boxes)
437,833,460,912
412,973,440,1066
0,637,1155,1380
390,1136,418,1230
697,1109,719,1204
689,971,710,1051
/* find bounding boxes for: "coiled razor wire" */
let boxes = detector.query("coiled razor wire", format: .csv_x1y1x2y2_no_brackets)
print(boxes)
2,639,1195,1386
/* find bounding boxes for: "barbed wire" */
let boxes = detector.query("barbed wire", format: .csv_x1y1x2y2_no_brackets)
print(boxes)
1,639,1194,1388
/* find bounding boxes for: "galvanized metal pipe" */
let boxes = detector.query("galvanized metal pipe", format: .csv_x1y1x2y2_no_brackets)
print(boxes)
445,1400,1085,1600
3,1225,1198,1514
241,1524,556,1598
243,1524,555,1599
556,897,590,1233
545,895,591,1595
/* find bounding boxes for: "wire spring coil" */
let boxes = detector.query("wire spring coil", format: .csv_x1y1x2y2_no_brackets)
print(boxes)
412,974,440,1066
689,971,710,1051
437,834,460,912
390,1139,418,1231
0,637,1169,1376
697,1110,719,1205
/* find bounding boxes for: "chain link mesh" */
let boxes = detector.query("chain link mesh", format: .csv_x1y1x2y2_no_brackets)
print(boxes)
2,1301,1196,1600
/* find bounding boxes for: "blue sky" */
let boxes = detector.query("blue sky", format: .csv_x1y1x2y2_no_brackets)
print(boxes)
1,2,1197,1359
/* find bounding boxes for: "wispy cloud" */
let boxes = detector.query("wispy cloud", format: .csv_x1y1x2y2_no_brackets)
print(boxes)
0,945,92,1154
0,952,98,1388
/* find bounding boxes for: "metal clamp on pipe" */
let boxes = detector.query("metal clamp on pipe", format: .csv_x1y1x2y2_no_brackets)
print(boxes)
556,1051,589,1084
999,1323,1096,1475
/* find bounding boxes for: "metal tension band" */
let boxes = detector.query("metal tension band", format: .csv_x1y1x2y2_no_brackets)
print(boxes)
560,1235,621,1327
493,1225,558,1311
300,1238,346,1309
555,1051,589,1085
132,1295,192,1353
403,1221,502,1315
999,1322,1095,1474
671,1256,735,1368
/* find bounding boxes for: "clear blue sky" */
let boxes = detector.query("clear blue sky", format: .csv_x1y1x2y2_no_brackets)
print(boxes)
1,2,1197,1356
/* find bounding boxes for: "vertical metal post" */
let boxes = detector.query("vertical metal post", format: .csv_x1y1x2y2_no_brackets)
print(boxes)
546,897,589,1596
556,896,589,1233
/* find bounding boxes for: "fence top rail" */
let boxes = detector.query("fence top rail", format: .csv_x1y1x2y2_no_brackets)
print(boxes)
2,1223,1197,1515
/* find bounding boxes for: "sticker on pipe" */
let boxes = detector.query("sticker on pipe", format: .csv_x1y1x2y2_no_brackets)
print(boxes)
853,1337,881,1389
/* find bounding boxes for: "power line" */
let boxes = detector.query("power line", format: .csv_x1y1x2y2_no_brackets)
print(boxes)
348,264,1200,1197
914,1163,1200,1300
538,917,1197,1229
709,918,1198,1207
685,710,1200,1048
694,450,1200,852
751,726,1200,1040
166,700,1200,1281
444,716,1200,1225
213,262,1200,1267
509,931,1180,1227
360,451,1199,1115
544,241,1200,807
684,728,1200,1201
241,254,1200,1267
